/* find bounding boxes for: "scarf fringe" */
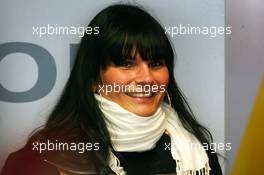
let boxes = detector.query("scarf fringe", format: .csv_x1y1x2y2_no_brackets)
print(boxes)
108,152,126,175
176,160,211,175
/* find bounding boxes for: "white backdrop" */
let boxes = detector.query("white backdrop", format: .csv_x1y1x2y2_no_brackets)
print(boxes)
0,0,225,171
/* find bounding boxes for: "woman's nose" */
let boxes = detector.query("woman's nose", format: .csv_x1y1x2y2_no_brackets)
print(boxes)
136,63,154,84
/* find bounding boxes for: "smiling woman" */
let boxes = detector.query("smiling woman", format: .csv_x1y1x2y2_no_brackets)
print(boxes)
98,49,169,117
1,3,222,175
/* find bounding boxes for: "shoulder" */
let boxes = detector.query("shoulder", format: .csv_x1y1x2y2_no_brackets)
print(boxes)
1,144,60,175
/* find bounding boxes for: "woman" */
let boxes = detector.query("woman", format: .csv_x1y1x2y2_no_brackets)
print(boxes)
1,4,222,175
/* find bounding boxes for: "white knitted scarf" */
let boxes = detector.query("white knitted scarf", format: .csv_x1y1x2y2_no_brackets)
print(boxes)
94,94,211,175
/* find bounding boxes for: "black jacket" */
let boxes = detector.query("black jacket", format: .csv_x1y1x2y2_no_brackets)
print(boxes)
1,143,97,175
1,146,60,175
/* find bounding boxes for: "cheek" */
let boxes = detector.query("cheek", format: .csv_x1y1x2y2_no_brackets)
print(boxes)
100,68,133,85
153,68,169,86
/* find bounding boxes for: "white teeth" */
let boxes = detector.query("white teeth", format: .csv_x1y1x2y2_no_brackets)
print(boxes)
126,92,154,98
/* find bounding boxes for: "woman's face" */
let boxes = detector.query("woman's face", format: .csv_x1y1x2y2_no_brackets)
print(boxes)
98,51,169,117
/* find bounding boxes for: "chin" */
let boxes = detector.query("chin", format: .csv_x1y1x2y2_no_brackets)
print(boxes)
131,106,158,117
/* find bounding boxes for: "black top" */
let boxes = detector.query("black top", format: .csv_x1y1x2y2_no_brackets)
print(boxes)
0,133,176,175
116,133,176,175
1,133,222,175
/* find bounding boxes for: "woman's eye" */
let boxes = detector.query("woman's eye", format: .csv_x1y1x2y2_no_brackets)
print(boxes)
149,61,164,68
116,60,135,68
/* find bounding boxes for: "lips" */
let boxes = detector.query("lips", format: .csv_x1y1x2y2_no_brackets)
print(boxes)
125,92,155,98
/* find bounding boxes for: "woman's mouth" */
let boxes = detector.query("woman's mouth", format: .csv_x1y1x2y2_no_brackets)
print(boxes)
125,92,155,98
